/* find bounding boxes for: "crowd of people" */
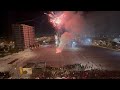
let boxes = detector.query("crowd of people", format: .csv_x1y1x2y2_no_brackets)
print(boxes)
1,64,120,79
30,64,120,79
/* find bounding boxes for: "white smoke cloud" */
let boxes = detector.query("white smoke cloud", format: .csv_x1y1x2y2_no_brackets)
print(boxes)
56,11,85,53
56,32,74,53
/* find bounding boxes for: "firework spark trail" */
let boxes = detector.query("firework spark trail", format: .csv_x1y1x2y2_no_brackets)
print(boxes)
47,11,84,53
47,11,65,30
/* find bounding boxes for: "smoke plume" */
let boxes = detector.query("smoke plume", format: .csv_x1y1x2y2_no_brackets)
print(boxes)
55,11,85,53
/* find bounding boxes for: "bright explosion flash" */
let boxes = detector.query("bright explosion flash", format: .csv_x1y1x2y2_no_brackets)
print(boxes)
56,48,62,54
45,12,65,53
47,12,65,30
45,11,84,54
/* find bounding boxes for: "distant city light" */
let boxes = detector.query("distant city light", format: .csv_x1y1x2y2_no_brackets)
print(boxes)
72,41,77,48
82,38,92,45
87,38,91,42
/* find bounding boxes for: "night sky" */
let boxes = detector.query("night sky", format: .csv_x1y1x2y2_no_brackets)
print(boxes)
1,11,120,40
0,11,55,39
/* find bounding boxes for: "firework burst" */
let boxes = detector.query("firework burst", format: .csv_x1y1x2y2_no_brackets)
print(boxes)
47,11,65,30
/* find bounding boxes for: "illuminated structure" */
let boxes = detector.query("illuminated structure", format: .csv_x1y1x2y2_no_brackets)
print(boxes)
12,24,35,50
54,32,61,47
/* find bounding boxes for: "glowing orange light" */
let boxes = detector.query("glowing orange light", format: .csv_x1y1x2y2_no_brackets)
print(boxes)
56,48,62,53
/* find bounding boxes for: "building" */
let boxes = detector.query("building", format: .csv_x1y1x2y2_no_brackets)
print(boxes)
12,24,35,50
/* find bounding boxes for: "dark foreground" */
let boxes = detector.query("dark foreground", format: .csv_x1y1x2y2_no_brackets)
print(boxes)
1,45,120,79
1,65,120,79
30,65,120,79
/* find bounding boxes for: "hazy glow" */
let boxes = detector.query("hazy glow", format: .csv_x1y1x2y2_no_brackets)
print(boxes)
47,11,84,53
